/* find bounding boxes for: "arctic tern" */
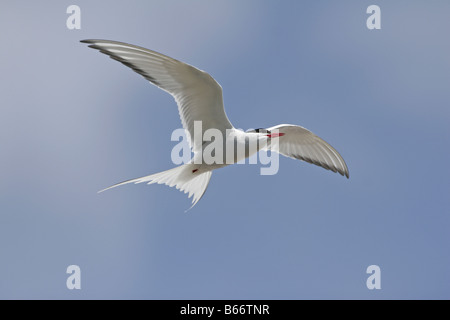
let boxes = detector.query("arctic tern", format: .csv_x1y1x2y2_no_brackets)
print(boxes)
81,39,349,207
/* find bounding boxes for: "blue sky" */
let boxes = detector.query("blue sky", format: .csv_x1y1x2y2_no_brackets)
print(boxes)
1,1,449,299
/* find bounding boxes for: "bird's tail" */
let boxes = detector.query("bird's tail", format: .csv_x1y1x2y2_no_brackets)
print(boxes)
98,164,212,208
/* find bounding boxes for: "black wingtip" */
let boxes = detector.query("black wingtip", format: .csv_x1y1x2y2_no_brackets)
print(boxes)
80,39,99,44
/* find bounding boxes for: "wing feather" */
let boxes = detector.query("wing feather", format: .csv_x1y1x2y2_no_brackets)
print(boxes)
81,39,233,152
268,124,349,178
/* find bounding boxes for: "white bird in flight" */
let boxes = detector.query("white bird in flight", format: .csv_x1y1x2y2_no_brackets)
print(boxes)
81,39,349,207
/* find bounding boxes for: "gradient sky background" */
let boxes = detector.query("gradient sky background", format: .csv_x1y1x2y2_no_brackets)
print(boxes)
1,1,449,299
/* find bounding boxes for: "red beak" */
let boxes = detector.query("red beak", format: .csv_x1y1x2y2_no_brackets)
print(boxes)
267,133,285,138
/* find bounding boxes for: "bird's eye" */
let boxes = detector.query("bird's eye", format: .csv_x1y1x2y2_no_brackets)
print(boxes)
246,128,267,133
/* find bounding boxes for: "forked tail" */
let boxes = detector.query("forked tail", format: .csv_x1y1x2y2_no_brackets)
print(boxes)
99,164,212,208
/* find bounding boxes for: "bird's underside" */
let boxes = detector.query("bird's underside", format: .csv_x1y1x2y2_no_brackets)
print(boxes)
81,39,349,208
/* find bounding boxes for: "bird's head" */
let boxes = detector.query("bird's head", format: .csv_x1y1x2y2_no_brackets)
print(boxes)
246,128,285,138
246,128,270,134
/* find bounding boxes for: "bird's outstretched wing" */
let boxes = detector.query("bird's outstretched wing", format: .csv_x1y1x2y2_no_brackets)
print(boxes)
267,124,349,178
81,39,234,152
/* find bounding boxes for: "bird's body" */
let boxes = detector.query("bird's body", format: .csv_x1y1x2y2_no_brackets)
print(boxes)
81,39,349,207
